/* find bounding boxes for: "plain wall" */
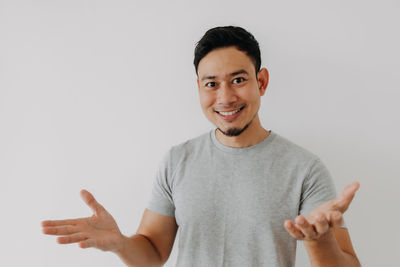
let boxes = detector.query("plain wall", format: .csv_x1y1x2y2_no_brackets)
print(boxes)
1,0,399,266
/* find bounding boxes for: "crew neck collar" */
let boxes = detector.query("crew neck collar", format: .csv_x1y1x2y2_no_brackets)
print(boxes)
210,128,276,154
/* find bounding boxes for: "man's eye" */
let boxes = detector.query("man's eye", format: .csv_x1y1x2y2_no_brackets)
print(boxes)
206,82,216,87
233,77,245,84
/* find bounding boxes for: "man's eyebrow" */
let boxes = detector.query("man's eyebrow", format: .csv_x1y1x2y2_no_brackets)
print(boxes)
229,69,249,77
201,75,216,82
200,69,249,82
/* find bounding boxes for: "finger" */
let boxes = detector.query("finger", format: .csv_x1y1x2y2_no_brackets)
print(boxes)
41,218,84,227
329,211,344,228
332,182,360,213
57,233,87,244
313,213,329,235
284,220,305,240
79,238,97,249
42,225,80,236
295,215,317,239
80,189,104,215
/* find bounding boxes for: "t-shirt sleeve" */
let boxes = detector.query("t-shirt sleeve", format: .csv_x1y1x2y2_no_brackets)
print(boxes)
146,148,176,217
299,158,347,228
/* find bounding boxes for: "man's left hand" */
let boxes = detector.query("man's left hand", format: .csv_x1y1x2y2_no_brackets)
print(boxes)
284,182,360,242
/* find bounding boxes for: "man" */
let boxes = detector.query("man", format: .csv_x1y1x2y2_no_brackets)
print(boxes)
42,26,361,267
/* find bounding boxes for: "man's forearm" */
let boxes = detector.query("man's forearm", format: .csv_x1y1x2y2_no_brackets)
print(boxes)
304,231,361,267
115,234,163,267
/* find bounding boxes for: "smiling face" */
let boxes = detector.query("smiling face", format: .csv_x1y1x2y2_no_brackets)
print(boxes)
197,46,269,138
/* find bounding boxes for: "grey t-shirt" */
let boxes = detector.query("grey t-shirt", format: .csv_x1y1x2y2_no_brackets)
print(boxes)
147,128,344,267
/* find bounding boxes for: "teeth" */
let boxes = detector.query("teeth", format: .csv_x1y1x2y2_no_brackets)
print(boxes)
219,108,241,116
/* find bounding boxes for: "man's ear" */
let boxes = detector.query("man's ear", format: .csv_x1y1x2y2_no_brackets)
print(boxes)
257,68,269,96
197,78,200,90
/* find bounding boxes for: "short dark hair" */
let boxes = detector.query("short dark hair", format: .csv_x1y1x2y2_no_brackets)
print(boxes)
193,26,261,76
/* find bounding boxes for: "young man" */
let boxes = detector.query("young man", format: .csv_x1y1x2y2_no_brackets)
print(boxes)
42,26,361,267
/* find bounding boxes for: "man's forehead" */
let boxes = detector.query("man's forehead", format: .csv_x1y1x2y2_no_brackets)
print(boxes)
197,46,255,80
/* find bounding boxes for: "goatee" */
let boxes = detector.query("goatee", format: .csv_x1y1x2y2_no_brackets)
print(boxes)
217,118,253,137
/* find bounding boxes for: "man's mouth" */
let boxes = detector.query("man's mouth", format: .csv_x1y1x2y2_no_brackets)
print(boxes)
215,106,245,120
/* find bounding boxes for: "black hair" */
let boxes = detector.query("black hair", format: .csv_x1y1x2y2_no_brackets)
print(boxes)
193,26,261,76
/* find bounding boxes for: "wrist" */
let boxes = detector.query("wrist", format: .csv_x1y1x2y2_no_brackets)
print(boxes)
304,228,336,247
114,234,129,255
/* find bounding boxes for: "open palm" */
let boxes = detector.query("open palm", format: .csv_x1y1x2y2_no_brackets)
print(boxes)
42,190,124,252
284,182,360,241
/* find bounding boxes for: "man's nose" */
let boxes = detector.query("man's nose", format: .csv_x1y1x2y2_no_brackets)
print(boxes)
216,83,238,105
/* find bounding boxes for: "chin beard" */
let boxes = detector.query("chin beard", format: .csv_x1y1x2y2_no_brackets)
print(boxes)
217,121,251,137
216,109,258,137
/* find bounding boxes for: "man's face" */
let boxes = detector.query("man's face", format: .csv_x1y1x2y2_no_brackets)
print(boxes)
197,46,267,137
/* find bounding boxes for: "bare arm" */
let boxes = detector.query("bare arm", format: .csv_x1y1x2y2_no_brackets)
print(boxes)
115,234,163,267
303,227,360,267
117,209,178,267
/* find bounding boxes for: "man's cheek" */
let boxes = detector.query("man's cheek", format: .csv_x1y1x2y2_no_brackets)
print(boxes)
200,95,215,110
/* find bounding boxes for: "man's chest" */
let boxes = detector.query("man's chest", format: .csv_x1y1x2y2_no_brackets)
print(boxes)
171,159,301,230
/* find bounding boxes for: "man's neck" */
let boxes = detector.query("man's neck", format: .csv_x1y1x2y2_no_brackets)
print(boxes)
215,117,270,148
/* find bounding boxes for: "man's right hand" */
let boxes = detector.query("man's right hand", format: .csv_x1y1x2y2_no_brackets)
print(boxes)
41,190,125,252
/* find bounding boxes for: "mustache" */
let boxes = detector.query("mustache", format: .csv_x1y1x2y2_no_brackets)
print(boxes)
213,103,246,112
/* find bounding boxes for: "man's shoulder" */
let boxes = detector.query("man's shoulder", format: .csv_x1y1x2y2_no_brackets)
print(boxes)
156,130,210,162
170,130,211,154
270,131,320,163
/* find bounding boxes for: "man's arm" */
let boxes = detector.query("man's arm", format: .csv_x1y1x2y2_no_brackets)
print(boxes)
303,223,360,266
115,234,164,267
284,182,361,267
116,209,178,267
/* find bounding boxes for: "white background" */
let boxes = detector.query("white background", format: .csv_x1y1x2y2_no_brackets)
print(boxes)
1,0,399,266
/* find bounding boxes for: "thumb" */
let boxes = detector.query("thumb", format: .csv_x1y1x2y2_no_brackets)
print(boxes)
80,189,104,215
333,181,360,213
